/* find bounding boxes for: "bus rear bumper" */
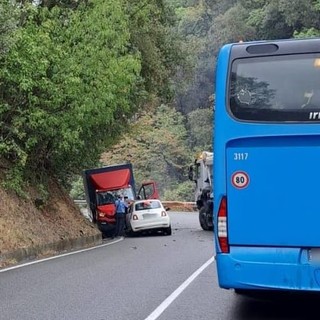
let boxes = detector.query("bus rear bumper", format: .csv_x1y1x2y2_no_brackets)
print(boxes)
216,246,320,291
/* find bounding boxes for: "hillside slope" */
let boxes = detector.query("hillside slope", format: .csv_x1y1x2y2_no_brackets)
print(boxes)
0,179,101,267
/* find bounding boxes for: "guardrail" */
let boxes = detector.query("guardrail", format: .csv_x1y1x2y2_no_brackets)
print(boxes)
162,201,197,211
74,200,197,212
74,200,87,205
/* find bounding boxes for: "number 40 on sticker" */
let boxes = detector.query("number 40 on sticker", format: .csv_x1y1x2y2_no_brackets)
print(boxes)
231,171,249,189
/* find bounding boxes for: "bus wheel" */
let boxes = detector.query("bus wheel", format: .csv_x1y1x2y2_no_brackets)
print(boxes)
199,208,210,230
234,289,244,295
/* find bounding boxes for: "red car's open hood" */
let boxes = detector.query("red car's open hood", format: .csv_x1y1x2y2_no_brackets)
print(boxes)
90,169,131,191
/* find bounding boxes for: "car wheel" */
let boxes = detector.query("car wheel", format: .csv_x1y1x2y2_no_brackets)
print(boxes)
125,230,133,237
125,225,135,237
164,226,172,235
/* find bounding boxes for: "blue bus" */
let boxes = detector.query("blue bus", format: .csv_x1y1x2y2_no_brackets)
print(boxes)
214,38,320,293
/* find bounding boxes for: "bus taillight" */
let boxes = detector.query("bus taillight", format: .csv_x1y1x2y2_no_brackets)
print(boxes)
218,197,229,253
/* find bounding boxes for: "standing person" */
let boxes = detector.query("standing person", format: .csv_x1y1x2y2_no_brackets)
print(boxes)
113,194,127,238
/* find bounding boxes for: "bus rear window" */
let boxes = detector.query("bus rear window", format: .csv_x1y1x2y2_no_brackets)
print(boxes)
229,54,320,122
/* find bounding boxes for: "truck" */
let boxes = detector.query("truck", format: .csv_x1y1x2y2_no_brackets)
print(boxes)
188,151,213,230
83,163,158,236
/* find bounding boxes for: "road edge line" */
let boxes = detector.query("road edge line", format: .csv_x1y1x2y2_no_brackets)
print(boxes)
0,237,123,273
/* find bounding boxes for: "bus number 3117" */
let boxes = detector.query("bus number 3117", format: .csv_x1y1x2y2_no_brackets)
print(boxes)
233,153,248,160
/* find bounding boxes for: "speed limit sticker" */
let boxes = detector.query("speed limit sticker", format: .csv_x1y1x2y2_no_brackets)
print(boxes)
231,171,249,189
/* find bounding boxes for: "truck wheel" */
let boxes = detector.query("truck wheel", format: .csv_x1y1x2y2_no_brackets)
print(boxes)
199,208,210,231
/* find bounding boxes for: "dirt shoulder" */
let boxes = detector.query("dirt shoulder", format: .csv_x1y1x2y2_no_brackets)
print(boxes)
0,180,101,268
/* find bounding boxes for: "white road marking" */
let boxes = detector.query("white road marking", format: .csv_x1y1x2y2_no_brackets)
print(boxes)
144,256,215,320
0,237,123,273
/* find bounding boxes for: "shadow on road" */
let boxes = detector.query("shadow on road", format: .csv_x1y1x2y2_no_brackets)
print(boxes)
235,291,320,320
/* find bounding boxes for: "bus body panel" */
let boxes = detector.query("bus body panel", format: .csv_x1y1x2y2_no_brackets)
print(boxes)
214,38,320,292
217,247,320,291
226,135,320,247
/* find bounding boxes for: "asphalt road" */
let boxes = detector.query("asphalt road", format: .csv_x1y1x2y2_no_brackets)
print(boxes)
1,212,320,320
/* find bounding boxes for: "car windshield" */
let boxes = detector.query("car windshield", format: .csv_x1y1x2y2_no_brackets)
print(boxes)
135,201,161,211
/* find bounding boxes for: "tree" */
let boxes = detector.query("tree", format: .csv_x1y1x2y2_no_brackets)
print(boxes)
0,1,18,56
0,1,141,191
173,1,216,113
240,0,320,40
101,105,192,199
125,0,185,101
186,107,213,152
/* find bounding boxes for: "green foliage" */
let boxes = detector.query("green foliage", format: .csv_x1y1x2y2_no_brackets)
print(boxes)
315,0,320,11
0,1,138,190
278,0,320,30
172,1,216,113
239,0,320,40
1,166,28,198
294,27,320,38
163,180,194,201
0,0,185,195
213,3,256,44
0,1,18,56
186,108,213,152
126,0,184,100
69,176,85,199
102,105,192,199
4,0,320,202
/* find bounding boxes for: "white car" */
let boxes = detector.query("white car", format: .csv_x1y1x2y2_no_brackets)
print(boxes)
126,199,172,236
